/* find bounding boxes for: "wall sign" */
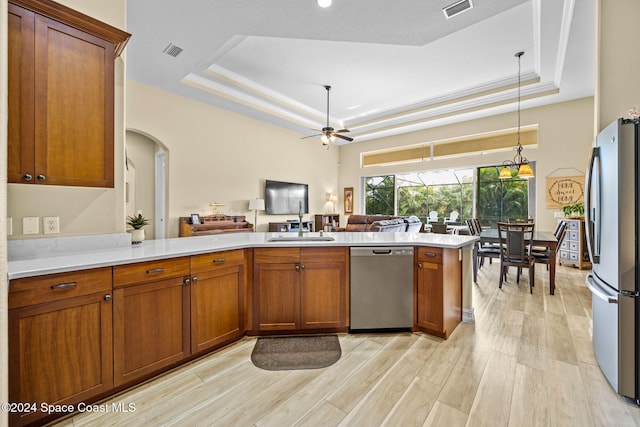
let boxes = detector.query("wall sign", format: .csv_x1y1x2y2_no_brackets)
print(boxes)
546,176,584,208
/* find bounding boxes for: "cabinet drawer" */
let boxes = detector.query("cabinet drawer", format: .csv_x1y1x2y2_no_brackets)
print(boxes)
568,231,579,241
560,250,570,260
191,249,244,274
113,257,190,288
568,220,580,230
569,241,579,251
254,247,300,264
569,252,580,261
560,240,569,249
301,247,346,264
9,267,112,309
417,246,443,264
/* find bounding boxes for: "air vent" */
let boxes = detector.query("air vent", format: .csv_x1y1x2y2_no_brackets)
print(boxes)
442,0,473,19
162,43,183,57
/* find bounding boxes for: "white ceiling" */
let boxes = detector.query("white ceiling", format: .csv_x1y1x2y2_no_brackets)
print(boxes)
126,0,595,144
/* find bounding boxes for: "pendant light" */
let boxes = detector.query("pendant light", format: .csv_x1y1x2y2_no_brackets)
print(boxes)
499,51,534,180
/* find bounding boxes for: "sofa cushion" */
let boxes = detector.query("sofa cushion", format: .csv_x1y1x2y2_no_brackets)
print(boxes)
369,218,406,232
403,216,423,232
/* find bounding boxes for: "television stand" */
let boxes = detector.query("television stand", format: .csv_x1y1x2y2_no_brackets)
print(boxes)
268,220,314,232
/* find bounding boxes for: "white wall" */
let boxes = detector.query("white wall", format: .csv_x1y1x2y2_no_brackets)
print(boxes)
338,97,595,232
126,81,340,236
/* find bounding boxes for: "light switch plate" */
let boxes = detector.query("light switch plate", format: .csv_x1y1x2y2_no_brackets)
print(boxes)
23,217,39,235
43,216,60,234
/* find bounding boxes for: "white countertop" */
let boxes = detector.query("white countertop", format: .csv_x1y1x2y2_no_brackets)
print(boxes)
7,232,478,280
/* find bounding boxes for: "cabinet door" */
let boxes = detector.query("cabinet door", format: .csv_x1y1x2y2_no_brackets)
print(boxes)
9,292,113,426
415,261,444,333
113,277,190,387
8,3,35,184
191,265,244,353
300,261,346,329
254,263,300,330
33,14,115,187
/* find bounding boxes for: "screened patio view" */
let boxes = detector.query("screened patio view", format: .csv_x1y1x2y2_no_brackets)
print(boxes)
364,165,532,228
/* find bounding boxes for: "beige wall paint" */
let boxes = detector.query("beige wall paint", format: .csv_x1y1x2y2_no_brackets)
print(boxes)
338,97,595,232
126,81,340,236
7,0,127,239
596,0,640,130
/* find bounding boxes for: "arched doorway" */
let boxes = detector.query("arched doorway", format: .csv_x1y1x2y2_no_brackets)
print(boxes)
125,130,168,239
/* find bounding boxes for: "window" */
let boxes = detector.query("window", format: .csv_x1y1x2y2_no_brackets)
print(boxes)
476,165,530,227
365,175,395,215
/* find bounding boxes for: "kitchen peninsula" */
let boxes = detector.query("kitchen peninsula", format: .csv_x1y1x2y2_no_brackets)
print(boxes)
7,232,476,426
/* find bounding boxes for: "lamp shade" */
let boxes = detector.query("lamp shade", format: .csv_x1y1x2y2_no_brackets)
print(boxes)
499,166,513,179
249,198,265,211
517,163,534,179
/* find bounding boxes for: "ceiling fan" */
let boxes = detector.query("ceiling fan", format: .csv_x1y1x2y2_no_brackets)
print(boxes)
302,85,353,147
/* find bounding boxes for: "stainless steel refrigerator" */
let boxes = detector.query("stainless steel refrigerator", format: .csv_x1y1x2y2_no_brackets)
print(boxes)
585,117,639,403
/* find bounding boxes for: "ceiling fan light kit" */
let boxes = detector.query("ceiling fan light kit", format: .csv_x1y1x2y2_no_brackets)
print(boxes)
301,85,354,147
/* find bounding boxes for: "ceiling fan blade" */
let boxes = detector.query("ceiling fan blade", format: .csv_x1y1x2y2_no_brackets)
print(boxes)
334,134,354,142
334,129,350,133
301,134,322,139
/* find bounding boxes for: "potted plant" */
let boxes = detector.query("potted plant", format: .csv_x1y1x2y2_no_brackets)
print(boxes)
562,202,584,218
127,213,151,244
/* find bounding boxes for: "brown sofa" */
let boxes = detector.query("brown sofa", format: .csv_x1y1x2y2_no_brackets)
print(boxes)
341,215,422,232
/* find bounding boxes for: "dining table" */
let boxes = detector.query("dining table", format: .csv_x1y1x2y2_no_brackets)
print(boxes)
473,228,559,295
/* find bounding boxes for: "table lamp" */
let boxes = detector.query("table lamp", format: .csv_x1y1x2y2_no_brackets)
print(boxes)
249,198,265,232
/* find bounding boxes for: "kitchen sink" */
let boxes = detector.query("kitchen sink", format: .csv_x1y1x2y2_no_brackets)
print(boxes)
267,236,336,242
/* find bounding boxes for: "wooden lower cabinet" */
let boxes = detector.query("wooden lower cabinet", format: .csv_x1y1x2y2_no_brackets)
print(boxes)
253,247,347,332
414,246,462,338
190,250,245,353
113,258,191,387
8,268,113,427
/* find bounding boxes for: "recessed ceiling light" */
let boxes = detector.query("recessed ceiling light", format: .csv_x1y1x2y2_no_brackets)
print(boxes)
317,0,332,8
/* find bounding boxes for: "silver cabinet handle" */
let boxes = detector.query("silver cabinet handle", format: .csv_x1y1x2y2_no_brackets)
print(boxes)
104,294,111,301
192,277,198,283
417,263,423,269
23,173,33,181
213,258,226,263
184,278,191,286
51,282,77,289
146,268,165,274
424,253,437,257
295,265,301,271
37,174,46,181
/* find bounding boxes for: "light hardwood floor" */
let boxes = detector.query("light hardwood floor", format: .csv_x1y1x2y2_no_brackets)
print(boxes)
52,262,640,426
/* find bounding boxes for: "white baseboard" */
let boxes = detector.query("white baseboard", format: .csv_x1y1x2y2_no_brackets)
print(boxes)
463,308,475,323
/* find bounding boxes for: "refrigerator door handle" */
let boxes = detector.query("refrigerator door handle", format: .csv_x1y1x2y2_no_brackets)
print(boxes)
585,146,601,263
585,273,618,304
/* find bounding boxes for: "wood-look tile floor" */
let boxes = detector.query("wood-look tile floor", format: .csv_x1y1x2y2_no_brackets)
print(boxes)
52,263,640,427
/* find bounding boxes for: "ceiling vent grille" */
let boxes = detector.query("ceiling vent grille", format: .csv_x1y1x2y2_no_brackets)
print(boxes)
162,43,183,57
442,0,473,19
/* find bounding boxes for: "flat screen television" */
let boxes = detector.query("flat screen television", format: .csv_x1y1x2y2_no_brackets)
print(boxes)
265,180,309,215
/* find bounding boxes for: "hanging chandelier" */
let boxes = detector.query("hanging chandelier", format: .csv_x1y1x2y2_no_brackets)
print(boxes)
499,51,534,180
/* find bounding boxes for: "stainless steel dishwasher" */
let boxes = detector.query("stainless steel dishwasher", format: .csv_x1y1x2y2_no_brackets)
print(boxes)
350,247,414,332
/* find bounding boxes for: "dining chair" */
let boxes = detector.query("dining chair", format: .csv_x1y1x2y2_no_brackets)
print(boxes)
508,218,534,223
467,218,500,268
497,221,536,293
531,220,567,270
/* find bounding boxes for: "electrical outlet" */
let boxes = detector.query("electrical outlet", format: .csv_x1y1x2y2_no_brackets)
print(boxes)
43,216,60,234
7,217,12,236
23,217,39,235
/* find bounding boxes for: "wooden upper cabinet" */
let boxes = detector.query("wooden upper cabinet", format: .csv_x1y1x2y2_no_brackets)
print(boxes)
8,0,130,187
